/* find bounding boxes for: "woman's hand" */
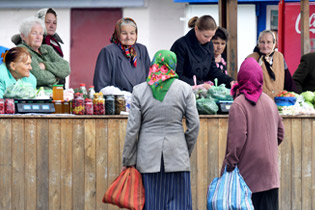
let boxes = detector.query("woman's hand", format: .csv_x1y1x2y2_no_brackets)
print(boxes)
202,83,212,90
121,165,135,172
38,62,45,70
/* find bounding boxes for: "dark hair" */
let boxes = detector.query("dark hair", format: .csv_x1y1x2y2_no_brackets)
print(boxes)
46,8,57,17
212,27,229,41
188,15,217,31
5,47,31,70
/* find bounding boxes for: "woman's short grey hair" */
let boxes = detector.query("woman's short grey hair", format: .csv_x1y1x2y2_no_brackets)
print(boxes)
19,16,45,37
120,19,137,30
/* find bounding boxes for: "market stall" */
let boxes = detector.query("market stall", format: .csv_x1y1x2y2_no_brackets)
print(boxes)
0,114,314,210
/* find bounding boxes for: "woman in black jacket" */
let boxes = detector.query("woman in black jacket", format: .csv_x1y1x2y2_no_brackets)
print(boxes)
170,15,234,89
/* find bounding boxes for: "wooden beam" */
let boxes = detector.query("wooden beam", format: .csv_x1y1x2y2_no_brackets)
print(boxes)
218,0,226,28
300,0,310,55
226,0,238,80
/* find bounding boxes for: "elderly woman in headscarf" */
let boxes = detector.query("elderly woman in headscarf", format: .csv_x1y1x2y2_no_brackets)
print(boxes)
93,17,150,92
122,50,200,210
221,57,284,210
17,16,70,90
247,30,296,99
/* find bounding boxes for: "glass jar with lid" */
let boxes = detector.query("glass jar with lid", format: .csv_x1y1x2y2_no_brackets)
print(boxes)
105,95,115,115
52,85,64,100
53,100,63,114
73,93,85,115
93,92,105,115
0,99,4,114
115,95,126,115
85,98,93,115
5,99,15,114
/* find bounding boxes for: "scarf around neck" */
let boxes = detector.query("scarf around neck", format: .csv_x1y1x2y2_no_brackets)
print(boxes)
146,50,178,101
110,18,138,67
231,57,263,105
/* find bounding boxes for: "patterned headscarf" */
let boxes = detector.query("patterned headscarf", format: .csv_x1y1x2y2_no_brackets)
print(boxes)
147,50,178,101
231,57,263,105
110,18,138,67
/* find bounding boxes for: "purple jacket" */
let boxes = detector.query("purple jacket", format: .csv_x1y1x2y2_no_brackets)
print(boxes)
221,93,284,193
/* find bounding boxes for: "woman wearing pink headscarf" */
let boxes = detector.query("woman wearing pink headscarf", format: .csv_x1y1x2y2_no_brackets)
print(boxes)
221,57,284,210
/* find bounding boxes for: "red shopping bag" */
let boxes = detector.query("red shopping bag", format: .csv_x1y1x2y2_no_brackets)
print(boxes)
102,167,145,210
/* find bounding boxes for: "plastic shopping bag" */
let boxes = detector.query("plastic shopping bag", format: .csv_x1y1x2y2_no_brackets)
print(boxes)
207,166,254,210
102,167,145,210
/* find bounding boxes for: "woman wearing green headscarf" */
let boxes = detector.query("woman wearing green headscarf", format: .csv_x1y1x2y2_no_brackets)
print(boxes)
122,50,200,210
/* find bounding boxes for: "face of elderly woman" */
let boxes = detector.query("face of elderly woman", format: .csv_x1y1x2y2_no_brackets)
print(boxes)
10,55,32,80
212,37,227,56
258,32,274,55
45,13,57,36
195,26,216,45
119,25,137,46
24,24,44,50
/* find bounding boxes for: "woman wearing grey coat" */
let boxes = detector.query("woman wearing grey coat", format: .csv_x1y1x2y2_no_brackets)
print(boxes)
93,18,150,92
122,50,200,210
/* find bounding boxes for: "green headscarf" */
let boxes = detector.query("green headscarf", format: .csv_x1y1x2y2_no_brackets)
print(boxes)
146,50,178,101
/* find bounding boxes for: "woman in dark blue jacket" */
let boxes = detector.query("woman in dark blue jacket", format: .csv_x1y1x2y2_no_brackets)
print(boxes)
171,15,234,89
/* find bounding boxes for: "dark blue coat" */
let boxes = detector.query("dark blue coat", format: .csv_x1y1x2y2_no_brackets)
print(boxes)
171,29,233,87
93,43,150,92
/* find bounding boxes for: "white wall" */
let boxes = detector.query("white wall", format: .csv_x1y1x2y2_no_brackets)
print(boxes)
124,0,186,59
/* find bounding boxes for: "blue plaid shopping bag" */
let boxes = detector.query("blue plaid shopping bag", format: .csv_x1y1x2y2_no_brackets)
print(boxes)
207,166,254,210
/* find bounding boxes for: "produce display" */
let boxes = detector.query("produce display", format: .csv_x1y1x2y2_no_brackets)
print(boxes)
4,80,36,99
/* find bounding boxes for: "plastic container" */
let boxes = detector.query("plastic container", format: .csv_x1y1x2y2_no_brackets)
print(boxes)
274,97,296,106
53,100,63,114
73,94,85,115
85,98,94,115
52,85,64,100
115,95,126,115
105,95,115,115
0,99,4,114
88,86,96,99
5,99,15,114
93,93,105,115
80,83,88,98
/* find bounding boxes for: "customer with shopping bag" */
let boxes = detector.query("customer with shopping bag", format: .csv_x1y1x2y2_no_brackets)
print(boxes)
122,50,200,210
220,57,284,210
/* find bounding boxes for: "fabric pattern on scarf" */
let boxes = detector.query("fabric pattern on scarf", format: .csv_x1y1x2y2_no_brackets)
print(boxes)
146,50,178,101
110,18,138,67
231,57,263,105
44,35,63,57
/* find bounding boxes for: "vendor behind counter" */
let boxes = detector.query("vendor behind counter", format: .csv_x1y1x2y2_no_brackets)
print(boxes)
0,47,37,98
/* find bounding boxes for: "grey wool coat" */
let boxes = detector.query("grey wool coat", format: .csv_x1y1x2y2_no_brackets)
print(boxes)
122,79,200,173
93,43,150,92
221,93,284,193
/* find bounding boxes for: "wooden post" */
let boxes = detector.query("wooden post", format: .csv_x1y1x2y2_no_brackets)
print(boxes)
300,0,310,55
225,0,238,80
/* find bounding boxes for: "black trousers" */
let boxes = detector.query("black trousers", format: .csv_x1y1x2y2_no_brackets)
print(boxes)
252,188,279,210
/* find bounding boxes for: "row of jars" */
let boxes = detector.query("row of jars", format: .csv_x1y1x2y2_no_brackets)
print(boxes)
54,93,126,115
0,99,15,114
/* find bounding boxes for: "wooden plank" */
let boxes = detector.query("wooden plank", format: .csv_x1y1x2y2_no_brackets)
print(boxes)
49,119,61,210
72,119,85,210
107,119,121,210
207,118,220,182
312,119,315,210
37,119,49,210
85,119,96,210
96,119,108,210
12,119,25,210
60,119,73,210
301,119,312,210
300,0,310,55
0,119,12,209
196,118,208,210
291,119,302,210
218,118,228,171
279,118,292,210
25,119,37,210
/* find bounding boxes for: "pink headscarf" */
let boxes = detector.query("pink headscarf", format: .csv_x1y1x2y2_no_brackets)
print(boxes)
231,57,263,105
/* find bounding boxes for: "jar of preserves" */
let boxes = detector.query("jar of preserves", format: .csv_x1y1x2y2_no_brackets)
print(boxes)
93,92,105,115
80,83,88,98
63,100,71,114
5,99,15,114
53,100,63,114
85,98,93,115
115,95,126,115
105,95,115,115
52,85,64,100
73,94,85,115
0,99,4,114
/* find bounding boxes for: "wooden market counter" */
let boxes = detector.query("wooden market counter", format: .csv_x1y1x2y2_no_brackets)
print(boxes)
0,114,314,210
